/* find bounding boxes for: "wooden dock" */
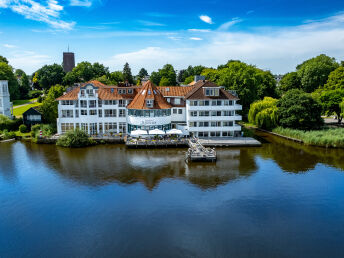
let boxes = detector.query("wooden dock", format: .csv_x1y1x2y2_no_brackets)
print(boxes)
186,138,217,162
125,138,188,148
198,137,261,147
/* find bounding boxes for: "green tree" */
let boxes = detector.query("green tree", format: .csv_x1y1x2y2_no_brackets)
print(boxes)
35,64,65,90
159,64,177,85
248,97,278,130
0,62,20,100
277,89,323,130
278,72,301,94
15,69,30,99
72,61,95,82
63,71,78,86
319,89,344,123
340,100,344,118
0,55,8,64
150,71,161,85
177,69,186,83
138,68,148,79
159,77,171,86
40,84,65,124
323,66,344,90
109,71,124,84
296,54,339,93
92,62,109,78
122,62,134,84
184,75,194,84
201,68,221,82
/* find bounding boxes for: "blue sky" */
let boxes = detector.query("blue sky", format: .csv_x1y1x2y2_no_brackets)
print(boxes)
0,0,344,75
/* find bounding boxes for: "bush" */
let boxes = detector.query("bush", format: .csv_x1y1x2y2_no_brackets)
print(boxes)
0,115,22,131
28,90,42,99
277,89,323,130
56,128,95,148
1,130,16,140
248,97,278,130
37,95,43,103
30,124,56,138
19,124,28,133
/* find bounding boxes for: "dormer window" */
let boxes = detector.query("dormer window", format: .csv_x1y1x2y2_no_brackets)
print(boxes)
146,99,154,108
128,89,133,94
148,90,151,95
204,88,220,96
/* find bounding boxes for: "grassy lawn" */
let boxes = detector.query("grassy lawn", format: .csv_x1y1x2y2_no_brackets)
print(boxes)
13,98,37,106
272,127,344,148
13,102,42,117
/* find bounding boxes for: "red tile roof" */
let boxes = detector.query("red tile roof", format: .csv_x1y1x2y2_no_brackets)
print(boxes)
185,80,239,100
127,81,172,110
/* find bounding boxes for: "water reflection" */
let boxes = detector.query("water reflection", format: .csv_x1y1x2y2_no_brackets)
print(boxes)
0,142,17,182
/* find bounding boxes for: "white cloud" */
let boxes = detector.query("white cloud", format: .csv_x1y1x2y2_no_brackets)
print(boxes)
0,0,75,30
188,29,211,33
3,44,16,48
7,50,52,73
102,13,344,74
189,37,203,41
200,15,213,24
218,19,242,31
138,20,166,27
69,0,92,7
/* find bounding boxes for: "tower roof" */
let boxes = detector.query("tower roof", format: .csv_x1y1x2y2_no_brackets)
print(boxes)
127,80,171,109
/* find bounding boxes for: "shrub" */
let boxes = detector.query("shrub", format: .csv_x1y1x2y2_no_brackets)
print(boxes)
19,124,28,133
248,97,278,130
30,124,56,138
56,129,95,148
277,89,323,130
2,130,16,140
0,115,22,131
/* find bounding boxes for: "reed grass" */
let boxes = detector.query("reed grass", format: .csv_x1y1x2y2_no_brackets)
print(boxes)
272,127,344,148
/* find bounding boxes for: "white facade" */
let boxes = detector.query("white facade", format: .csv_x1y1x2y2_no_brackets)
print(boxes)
0,80,12,118
57,82,243,137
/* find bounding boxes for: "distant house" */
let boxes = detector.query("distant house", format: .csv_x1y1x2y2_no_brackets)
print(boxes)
23,107,43,127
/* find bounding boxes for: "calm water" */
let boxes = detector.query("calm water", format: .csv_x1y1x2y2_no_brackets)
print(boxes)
1,132,344,258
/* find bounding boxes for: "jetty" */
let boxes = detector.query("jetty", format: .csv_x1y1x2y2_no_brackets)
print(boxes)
125,137,188,148
198,137,261,147
186,138,217,162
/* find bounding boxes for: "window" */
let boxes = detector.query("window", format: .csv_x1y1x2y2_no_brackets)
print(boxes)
211,121,221,127
199,121,209,127
118,89,126,94
174,98,181,105
62,100,73,105
223,110,234,116
105,109,116,117
199,111,210,117
98,110,102,117
119,122,126,133
81,123,88,132
173,109,177,114
80,90,85,97
98,100,102,107
89,100,96,108
87,89,94,96
178,109,182,114
119,109,126,117
223,121,233,127
148,90,151,95
104,122,117,133
189,122,197,127
27,115,41,121
80,100,87,108
128,89,133,94
167,98,171,103
146,99,154,108
90,110,97,115
190,100,198,106
119,100,126,107
99,123,103,134
61,123,74,133
222,131,234,137
81,110,87,116
62,110,73,118
190,111,197,117
204,88,220,96
75,110,79,118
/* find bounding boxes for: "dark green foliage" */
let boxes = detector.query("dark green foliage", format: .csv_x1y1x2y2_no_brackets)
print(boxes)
0,115,22,131
56,128,95,148
28,90,43,99
150,71,161,85
0,62,20,100
279,72,301,94
40,85,65,124
0,55,9,64
150,64,177,86
323,66,344,90
184,76,194,84
138,68,148,79
19,124,27,133
319,89,344,123
15,69,30,99
30,124,56,138
178,65,206,83
248,97,278,130
35,64,65,90
1,130,16,140
63,62,109,85
277,89,323,130
122,63,134,84
296,54,339,92
159,77,171,86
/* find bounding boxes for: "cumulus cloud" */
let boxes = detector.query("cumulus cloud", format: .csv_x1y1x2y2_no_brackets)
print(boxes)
188,29,211,33
103,13,344,74
189,37,203,41
0,0,75,30
200,15,213,24
7,50,52,73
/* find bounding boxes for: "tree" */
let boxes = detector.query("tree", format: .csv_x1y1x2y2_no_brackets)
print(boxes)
35,64,65,90
319,89,344,123
0,55,8,64
248,97,278,130
159,77,171,86
109,71,124,84
150,71,161,85
122,63,134,84
296,54,339,93
278,72,301,94
277,89,323,130
138,68,148,79
92,62,109,78
0,62,20,100
40,84,65,124
72,61,95,82
63,71,78,86
15,69,30,99
159,64,177,85
323,66,344,90
184,76,194,84
177,69,186,83
213,61,277,115
340,100,344,118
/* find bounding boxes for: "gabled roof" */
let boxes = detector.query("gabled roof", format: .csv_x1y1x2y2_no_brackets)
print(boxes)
127,80,172,110
157,86,194,97
185,80,239,100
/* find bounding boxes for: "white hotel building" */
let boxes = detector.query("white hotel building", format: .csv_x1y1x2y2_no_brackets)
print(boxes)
56,79,242,137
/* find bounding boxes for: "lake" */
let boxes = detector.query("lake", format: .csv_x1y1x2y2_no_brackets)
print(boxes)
1,132,344,257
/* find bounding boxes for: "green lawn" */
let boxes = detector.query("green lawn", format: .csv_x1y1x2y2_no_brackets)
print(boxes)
13,103,42,117
13,98,37,106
